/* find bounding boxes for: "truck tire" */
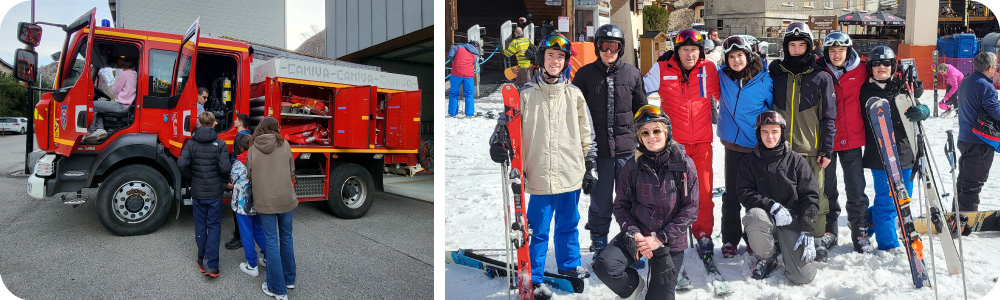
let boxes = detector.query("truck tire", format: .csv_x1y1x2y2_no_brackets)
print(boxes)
97,165,172,236
325,163,374,219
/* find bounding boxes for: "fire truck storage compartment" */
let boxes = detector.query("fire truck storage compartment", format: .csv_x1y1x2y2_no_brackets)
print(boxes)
383,90,421,149
274,81,336,146
293,153,328,198
194,52,238,133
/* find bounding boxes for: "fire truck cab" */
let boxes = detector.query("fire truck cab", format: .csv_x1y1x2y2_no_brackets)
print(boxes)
23,11,425,236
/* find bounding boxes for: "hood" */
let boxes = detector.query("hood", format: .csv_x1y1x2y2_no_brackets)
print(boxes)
192,127,219,143
461,43,481,56
237,151,248,165
252,133,283,154
824,47,860,75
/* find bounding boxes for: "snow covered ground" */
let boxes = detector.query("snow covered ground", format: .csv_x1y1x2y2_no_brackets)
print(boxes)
444,88,1000,299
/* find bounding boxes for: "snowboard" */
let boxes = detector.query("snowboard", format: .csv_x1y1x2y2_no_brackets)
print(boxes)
445,249,585,294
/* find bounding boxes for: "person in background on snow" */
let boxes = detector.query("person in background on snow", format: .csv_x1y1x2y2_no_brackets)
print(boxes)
229,136,267,277
248,117,298,300
643,28,721,258
592,105,698,300
489,34,596,300
447,40,481,117
573,24,648,256
736,111,819,283
177,111,232,278
859,46,929,252
716,35,773,258
956,52,1000,225
768,22,836,261
819,31,872,253
505,27,534,88
938,63,965,112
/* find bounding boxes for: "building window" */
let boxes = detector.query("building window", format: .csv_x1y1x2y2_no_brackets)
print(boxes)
699,9,705,18
824,1,834,9
717,20,724,28
804,2,814,8
842,1,850,10
782,2,794,6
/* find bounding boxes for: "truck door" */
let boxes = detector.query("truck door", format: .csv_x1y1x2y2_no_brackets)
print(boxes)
385,91,421,149
167,18,201,153
50,9,96,156
333,86,372,149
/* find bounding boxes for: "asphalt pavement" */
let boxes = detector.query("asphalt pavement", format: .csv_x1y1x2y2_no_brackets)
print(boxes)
0,133,433,299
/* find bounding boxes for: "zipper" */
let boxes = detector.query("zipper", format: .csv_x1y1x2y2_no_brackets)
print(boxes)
790,75,797,145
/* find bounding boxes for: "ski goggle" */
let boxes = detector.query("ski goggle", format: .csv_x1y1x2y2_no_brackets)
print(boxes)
597,40,622,53
541,35,572,53
822,31,852,47
785,22,811,39
722,36,753,54
635,105,668,124
756,111,786,127
674,29,703,47
871,60,894,68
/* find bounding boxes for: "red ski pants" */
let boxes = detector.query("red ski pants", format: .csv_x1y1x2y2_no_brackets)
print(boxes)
683,142,714,239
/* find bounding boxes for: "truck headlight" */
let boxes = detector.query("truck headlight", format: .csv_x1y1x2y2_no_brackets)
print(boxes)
34,154,55,177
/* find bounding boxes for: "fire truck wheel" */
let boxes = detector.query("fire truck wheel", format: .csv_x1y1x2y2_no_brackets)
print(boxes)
96,165,172,236
326,163,374,219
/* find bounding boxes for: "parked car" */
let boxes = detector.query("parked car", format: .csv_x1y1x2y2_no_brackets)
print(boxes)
0,117,28,135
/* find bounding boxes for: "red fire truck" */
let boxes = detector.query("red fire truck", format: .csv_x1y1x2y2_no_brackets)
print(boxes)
17,10,426,236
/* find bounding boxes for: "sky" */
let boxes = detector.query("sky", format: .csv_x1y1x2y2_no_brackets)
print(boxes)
0,0,325,67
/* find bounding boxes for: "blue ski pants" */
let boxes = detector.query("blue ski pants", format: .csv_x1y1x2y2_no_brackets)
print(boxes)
449,76,475,116
868,168,913,250
527,189,582,284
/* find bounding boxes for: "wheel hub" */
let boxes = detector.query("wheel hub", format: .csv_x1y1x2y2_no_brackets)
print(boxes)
112,181,156,223
341,176,367,209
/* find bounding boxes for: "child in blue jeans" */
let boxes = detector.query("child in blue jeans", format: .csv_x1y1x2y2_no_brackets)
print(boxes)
230,137,268,276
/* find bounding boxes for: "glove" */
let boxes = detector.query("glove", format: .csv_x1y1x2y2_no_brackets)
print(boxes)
711,98,719,125
905,105,930,122
795,232,816,261
649,247,675,285
770,203,793,227
489,125,513,164
582,159,598,195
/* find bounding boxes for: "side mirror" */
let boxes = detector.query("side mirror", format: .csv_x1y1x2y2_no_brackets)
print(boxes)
50,51,61,62
17,22,42,47
14,49,38,84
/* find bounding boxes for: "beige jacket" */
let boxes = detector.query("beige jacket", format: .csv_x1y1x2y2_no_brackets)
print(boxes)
247,134,298,214
508,75,596,195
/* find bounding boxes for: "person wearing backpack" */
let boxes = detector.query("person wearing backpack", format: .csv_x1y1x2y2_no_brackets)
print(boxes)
505,27,535,88
592,105,698,300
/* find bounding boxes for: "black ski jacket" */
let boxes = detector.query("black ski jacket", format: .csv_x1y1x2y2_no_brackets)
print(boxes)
178,127,232,199
735,141,820,233
572,59,648,157
860,77,918,170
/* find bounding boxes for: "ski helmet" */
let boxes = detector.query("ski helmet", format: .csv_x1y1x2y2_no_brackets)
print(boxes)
722,35,755,67
536,34,573,76
755,110,787,147
867,46,897,77
594,24,626,58
783,22,814,56
634,105,672,143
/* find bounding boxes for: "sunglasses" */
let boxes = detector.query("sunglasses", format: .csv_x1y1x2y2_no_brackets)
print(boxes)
674,29,703,45
542,35,572,52
640,129,664,137
597,40,622,53
871,60,894,68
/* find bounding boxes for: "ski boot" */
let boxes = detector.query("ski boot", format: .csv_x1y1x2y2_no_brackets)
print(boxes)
750,256,778,279
721,242,737,258
532,283,553,300
697,236,714,259
558,266,591,279
590,234,608,256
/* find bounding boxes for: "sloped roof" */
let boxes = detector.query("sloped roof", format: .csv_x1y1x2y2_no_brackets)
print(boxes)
640,31,665,38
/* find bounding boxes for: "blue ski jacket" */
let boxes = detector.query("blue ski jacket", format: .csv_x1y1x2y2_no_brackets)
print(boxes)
959,71,1000,144
717,64,773,149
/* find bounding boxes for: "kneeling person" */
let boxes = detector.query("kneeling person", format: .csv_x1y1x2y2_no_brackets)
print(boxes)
735,111,819,284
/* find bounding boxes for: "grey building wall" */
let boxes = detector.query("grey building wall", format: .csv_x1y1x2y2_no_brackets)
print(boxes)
115,0,286,48
705,0,879,37
325,0,433,59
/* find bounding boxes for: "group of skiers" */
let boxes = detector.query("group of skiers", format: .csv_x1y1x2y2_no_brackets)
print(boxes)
482,20,1000,299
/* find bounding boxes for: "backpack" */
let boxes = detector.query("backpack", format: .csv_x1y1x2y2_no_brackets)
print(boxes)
523,42,538,63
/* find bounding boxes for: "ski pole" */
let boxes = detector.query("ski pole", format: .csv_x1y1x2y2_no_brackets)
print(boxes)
946,129,969,300
500,163,514,298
